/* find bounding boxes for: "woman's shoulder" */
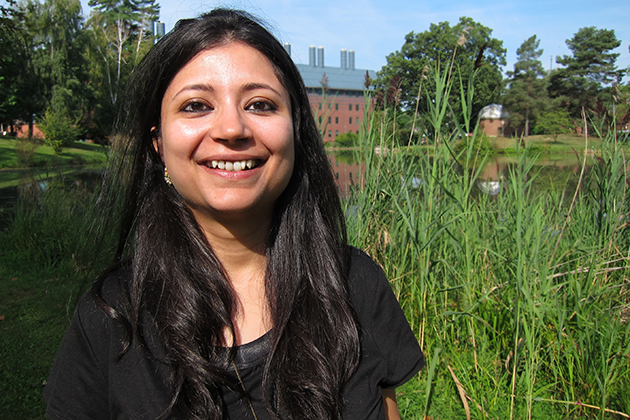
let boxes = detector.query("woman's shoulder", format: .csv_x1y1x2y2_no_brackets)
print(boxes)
346,246,391,312
347,246,386,286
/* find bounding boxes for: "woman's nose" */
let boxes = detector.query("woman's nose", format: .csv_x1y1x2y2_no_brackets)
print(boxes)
208,105,252,143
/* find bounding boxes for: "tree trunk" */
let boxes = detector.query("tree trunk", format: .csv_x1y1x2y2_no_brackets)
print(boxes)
524,107,530,137
28,114,34,139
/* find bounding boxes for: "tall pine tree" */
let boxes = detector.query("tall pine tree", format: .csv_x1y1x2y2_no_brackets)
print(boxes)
548,27,625,120
503,35,548,136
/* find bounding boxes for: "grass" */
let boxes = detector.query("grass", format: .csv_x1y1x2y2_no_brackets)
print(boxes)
342,62,630,419
0,137,109,188
0,180,102,419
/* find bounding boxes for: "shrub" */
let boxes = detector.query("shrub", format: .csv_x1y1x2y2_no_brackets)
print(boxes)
37,107,82,154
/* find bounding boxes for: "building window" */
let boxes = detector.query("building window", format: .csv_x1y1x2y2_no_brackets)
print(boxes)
328,103,331,110
349,117,352,124
335,130,339,136
335,172,339,180
356,117,359,124
335,103,339,111
356,130,359,134
335,117,339,124
318,103,322,110
318,116,322,123
349,172,353,180
328,116,331,124
328,130,332,137
349,104,352,111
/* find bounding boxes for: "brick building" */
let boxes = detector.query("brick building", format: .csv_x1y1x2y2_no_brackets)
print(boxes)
478,104,509,137
288,44,376,142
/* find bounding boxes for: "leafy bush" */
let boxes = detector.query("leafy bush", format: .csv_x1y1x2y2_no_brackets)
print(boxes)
37,107,82,154
533,108,573,141
452,132,496,156
333,131,359,147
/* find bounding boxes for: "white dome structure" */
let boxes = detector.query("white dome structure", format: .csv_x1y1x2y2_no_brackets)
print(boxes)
479,104,509,120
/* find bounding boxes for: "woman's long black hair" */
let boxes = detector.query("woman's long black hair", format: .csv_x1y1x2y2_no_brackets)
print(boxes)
92,8,360,420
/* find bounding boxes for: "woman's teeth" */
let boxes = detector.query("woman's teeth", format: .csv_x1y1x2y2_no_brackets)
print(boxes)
210,159,256,172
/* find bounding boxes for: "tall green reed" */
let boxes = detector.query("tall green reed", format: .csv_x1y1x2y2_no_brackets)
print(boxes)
344,57,629,419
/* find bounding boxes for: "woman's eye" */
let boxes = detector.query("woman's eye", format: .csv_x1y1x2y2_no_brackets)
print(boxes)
182,101,211,113
247,101,276,112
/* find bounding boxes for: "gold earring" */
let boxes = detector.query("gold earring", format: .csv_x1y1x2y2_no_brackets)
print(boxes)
164,168,172,185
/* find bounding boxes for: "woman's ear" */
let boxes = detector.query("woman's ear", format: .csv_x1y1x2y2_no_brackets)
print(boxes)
151,127,163,159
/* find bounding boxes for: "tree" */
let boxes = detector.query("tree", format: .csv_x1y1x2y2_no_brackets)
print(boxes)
534,108,572,141
548,27,625,120
85,0,159,141
0,0,22,127
1,0,88,137
38,106,83,153
503,35,549,136
36,0,90,117
377,17,506,130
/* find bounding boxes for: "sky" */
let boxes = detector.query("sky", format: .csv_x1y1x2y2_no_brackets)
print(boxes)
79,0,629,81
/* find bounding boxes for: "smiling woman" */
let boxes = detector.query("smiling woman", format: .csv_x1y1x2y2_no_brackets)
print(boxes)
42,8,423,420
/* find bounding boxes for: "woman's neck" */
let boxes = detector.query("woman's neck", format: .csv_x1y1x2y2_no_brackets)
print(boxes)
194,211,273,346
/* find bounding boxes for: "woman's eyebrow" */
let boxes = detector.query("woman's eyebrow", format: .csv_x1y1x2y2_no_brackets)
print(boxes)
241,82,283,97
172,83,214,99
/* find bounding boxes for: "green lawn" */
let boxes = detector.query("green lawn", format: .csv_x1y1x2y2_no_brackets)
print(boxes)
0,137,109,189
0,137,108,168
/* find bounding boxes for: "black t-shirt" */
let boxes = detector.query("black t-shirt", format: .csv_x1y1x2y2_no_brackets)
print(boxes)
44,247,424,419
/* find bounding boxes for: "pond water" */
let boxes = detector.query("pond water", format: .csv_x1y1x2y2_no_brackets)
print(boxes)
0,168,104,229
327,151,624,200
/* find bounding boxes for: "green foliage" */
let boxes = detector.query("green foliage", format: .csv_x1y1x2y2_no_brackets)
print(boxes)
534,108,573,141
377,16,506,122
548,27,625,120
503,35,549,136
0,0,157,143
334,131,359,147
452,132,495,157
84,0,159,141
37,107,83,153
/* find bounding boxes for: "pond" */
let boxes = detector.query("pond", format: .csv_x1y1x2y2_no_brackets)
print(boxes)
0,168,104,229
327,150,624,200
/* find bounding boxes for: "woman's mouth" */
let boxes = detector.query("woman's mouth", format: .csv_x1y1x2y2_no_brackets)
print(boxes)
208,159,259,172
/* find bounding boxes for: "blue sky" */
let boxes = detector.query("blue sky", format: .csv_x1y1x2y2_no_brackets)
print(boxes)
81,0,629,81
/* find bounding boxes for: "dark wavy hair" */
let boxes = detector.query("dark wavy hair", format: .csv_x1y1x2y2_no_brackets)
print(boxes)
92,8,360,420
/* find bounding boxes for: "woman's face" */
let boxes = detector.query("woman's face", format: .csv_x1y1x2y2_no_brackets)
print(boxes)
158,42,295,226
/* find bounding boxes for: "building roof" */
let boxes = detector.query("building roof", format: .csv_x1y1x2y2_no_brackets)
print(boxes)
296,64,377,91
479,104,509,119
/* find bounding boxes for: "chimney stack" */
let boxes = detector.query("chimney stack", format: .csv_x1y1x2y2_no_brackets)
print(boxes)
317,46,325,67
349,50,355,70
283,42,291,56
340,49,348,70
309,46,316,66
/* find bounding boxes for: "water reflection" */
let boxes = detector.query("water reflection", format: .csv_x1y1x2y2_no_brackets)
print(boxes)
327,153,365,197
326,150,625,201
476,159,504,196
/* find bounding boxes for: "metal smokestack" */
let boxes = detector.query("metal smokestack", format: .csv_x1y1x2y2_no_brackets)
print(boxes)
317,46,324,67
341,49,347,70
309,45,316,66
349,50,355,70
